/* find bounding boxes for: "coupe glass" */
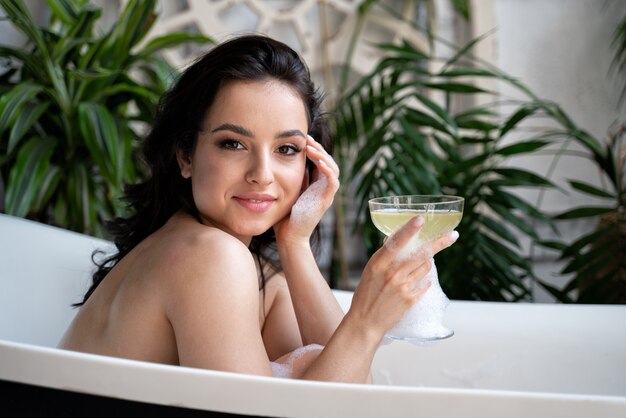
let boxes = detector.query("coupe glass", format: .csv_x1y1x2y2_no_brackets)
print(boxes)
368,195,464,343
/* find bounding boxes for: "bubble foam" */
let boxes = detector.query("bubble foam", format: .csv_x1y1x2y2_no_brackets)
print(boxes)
387,258,452,341
270,343,325,378
290,174,328,225
384,228,430,268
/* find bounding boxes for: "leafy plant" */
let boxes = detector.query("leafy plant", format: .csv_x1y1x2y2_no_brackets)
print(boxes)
0,0,212,236
333,36,568,300
611,14,626,106
541,124,625,303
327,0,623,301
330,0,626,303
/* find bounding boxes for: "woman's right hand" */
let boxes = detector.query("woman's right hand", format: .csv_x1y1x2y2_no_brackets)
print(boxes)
346,216,459,340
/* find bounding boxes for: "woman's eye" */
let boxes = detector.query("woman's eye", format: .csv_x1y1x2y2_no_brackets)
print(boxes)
277,144,301,155
219,139,244,150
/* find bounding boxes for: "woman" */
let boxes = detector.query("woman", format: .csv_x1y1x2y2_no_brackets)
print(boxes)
59,35,458,383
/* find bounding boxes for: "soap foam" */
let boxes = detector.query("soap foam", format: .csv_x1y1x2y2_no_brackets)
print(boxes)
381,223,453,342
289,174,328,225
387,258,451,340
385,226,452,342
384,228,432,268
270,343,324,378
270,361,292,378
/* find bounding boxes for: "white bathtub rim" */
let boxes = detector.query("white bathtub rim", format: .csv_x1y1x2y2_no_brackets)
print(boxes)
6,338,626,399
2,339,625,418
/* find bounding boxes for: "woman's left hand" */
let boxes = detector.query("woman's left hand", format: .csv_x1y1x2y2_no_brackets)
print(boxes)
274,135,339,246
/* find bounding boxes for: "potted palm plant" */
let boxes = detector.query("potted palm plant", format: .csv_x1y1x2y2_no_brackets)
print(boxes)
540,124,625,303
332,2,624,303
535,13,626,304
333,36,564,301
0,0,212,236
329,1,618,301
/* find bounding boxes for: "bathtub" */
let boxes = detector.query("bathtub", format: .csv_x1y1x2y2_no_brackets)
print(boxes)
0,213,624,417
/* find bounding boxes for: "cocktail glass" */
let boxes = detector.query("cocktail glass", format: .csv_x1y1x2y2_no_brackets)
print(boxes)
368,195,464,343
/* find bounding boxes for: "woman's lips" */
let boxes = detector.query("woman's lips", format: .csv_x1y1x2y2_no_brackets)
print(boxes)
233,194,276,213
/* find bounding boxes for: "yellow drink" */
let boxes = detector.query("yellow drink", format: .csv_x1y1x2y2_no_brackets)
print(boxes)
370,209,462,241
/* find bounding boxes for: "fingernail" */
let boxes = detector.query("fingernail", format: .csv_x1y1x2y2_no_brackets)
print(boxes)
413,216,425,227
307,134,315,142
319,159,328,167
450,230,459,242
306,145,317,152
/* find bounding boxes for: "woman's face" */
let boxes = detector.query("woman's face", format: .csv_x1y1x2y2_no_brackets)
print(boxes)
178,80,308,243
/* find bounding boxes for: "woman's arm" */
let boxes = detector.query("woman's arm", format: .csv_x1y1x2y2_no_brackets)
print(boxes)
164,229,273,376
272,135,343,347
273,136,459,382
276,240,344,346
293,218,458,383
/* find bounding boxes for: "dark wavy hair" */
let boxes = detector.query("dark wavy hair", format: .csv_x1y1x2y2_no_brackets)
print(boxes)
75,35,332,306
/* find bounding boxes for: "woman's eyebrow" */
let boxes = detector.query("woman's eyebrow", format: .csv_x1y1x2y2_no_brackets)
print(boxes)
211,124,305,140
275,129,306,139
211,123,253,137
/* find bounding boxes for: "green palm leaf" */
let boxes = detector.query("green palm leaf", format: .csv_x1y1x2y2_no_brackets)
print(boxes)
1,0,208,236
5,137,57,217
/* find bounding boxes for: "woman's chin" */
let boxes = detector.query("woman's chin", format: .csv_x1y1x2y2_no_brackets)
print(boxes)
231,223,274,239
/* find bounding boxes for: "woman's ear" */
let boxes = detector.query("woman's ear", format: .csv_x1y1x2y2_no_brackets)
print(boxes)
176,149,192,179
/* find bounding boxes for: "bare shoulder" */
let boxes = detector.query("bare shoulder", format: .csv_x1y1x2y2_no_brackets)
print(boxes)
153,215,258,302
150,213,270,372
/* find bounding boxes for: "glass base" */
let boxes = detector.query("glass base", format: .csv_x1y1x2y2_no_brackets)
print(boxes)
385,328,454,343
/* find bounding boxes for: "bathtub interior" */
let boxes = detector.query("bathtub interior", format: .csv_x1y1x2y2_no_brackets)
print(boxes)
1,213,625,399
0,214,113,347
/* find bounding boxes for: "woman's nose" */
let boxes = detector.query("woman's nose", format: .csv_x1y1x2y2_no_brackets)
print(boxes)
245,152,274,185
